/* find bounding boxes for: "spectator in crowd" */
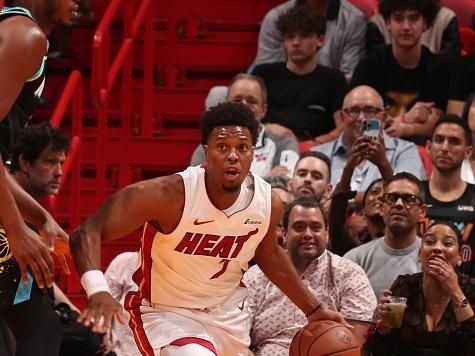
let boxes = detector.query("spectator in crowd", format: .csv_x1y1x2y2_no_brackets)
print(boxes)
313,85,425,201
0,121,71,355
244,197,376,356
344,172,426,298
252,4,348,144
104,251,141,356
461,92,475,183
422,114,475,278
447,54,475,116
254,0,366,78
351,0,452,145
287,151,332,206
9,122,70,200
329,178,385,256
369,221,475,356
366,1,461,58
191,74,300,178
9,122,104,356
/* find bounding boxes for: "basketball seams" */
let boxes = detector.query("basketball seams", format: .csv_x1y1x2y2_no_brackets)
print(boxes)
290,321,360,356
309,324,339,356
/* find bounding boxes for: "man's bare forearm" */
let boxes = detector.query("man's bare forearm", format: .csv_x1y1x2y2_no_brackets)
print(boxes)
70,219,103,276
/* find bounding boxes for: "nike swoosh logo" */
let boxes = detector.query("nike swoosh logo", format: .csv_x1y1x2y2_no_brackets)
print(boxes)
194,219,214,225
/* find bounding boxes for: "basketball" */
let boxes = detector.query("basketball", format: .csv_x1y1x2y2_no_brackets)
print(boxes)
289,320,361,356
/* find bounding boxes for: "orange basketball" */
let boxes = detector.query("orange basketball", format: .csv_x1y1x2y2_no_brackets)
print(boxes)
289,320,361,356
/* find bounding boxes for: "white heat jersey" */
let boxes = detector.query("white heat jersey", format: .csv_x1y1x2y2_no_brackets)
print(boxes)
135,166,271,310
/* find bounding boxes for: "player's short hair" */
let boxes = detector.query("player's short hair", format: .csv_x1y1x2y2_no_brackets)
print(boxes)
379,0,440,28
10,122,71,172
432,113,472,146
200,102,259,145
384,172,424,202
227,73,268,104
276,4,326,37
283,197,328,230
295,151,332,181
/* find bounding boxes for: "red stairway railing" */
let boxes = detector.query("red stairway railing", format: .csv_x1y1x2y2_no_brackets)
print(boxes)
48,70,84,229
91,0,155,203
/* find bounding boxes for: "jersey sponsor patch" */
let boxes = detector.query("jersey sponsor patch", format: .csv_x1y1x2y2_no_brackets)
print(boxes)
244,219,262,225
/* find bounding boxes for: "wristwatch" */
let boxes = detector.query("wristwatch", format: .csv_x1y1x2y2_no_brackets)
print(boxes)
455,296,469,308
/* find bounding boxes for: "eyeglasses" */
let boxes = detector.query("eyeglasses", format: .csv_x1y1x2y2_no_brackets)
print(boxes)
343,106,384,120
382,193,422,208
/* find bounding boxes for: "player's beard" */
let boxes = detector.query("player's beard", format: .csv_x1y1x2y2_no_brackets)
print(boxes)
435,158,464,174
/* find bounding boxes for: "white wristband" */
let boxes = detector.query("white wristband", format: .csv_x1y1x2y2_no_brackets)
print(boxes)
80,270,110,297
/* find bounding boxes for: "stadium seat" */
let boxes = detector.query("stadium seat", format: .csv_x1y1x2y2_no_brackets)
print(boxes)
460,27,475,55
442,0,475,28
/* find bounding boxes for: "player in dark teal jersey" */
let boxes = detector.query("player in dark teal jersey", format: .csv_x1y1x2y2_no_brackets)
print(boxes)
0,1,78,355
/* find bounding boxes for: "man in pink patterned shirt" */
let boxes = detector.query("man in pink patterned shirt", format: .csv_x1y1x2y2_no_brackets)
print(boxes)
243,197,376,355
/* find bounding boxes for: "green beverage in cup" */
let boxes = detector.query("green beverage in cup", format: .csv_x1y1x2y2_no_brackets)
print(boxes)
387,296,407,328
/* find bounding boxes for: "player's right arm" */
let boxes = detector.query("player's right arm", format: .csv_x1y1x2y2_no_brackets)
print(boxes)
0,16,46,119
0,17,60,288
70,175,184,333
254,192,352,327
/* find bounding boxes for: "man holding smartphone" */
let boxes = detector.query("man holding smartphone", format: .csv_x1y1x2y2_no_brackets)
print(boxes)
312,85,426,203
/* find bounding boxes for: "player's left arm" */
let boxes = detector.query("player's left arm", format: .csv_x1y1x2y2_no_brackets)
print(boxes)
254,192,351,326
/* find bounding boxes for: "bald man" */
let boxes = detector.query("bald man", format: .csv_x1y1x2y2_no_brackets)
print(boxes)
312,85,426,195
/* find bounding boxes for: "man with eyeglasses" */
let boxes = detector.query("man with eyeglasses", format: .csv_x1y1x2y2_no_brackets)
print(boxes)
350,0,451,146
422,114,475,278
313,85,425,204
344,172,426,298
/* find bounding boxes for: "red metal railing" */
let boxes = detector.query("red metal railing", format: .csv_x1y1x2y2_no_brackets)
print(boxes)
48,70,84,229
91,0,154,203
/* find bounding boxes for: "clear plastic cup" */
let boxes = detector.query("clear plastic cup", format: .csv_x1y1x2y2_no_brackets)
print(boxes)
387,296,407,328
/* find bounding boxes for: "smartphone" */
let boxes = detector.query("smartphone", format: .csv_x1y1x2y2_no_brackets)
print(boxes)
360,119,380,141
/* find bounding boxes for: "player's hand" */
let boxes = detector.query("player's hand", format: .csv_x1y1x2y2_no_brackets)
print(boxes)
78,291,125,334
309,307,353,329
40,216,71,275
7,222,54,289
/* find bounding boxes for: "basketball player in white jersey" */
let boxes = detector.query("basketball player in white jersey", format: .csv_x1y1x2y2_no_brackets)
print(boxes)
70,102,349,356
